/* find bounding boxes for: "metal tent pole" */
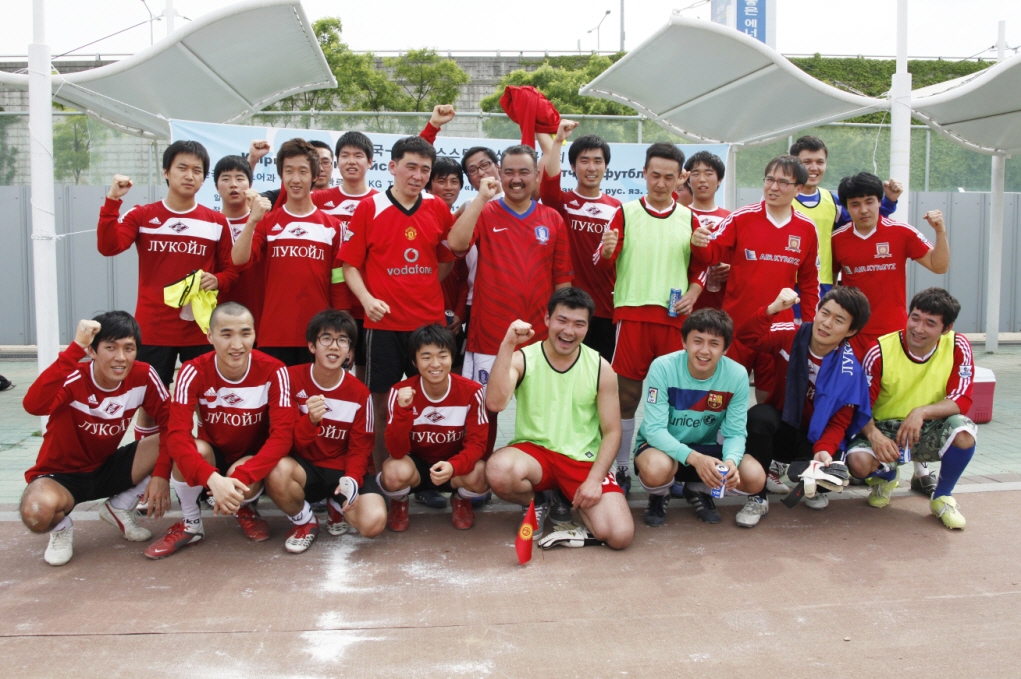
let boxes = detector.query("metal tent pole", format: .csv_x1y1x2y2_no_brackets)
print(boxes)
985,19,1007,353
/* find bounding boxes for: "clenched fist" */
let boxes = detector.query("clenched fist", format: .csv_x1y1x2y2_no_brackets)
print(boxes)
767,288,800,315
396,387,416,408
477,176,500,201
600,227,619,259
306,395,328,424
74,319,101,349
503,320,535,346
691,225,712,248
246,189,272,223
108,174,133,201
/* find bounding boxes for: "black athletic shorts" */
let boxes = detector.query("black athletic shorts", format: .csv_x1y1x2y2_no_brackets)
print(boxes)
582,316,617,363
634,442,724,484
409,454,456,493
364,328,417,393
353,318,367,368
293,455,381,503
138,344,212,386
258,346,313,367
37,441,139,507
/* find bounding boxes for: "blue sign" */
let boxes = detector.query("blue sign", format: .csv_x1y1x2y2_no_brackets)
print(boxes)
737,0,766,44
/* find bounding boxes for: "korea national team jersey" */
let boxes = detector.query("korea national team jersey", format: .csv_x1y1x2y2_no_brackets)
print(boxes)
539,171,620,319
24,343,172,482
313,186,378,318
97,198,237,346
289,364,374,479
689,206,732,312
169,350,295,487
340,189,456,331
468,199,573,355
219,213,267,330
831,216,932,338
385,374,488,478
249,205,341,346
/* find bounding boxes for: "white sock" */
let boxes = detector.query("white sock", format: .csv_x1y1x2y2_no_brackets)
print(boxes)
328,497,346,516
240,486,263,507
288,501,313,525
616,418,636,471
914,461,929,477
640,479,672,496
172,478,204,524
457,487,487,500
109,475,150,511
376,472,410,500
51,515,72,532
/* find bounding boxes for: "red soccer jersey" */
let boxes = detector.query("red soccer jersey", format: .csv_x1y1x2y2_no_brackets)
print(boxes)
313,186,378,318
97,198,238,347
289,365,374,479
219,213,267,330
467,199,573,355
340,190,455,331
831,216,932,338
385,374,488,478
169,350,295,487
691,201,820,327
689,206,732,312
23,343,172,482
862,332,974,415
248,205,341,347
539,171,620,319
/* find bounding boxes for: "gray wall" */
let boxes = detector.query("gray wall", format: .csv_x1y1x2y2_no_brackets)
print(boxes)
1,186,1018,345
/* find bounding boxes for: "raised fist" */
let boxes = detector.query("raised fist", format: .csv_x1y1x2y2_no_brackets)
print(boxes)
246,189,272,222
923,209,945,232
556,119,580,141
108,174,133,201
396,387,415,408
768,288,800,315
883,178,903,202
306,395,327,424
477,176,500,201
74,319,101,349
504,320,535,346
248,140,271,167
430,104,456,128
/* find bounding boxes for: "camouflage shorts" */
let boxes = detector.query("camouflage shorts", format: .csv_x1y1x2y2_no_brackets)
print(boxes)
846,414,977,463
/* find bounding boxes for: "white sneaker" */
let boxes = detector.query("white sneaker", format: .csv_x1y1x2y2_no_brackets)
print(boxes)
44,524,74,566
98,501,152,541
766,461,790,494
538,525,602,550
805,492,829,510
736,496,768,528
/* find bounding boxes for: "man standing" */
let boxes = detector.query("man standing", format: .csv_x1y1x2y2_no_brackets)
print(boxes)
684,151,731,312
214,155,266,331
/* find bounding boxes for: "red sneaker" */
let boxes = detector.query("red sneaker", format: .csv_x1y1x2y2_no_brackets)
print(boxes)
284,516,320,554
387,498,410,532
235,505,270,542
326,501,349,536
144,521,203,560
451,495,475,530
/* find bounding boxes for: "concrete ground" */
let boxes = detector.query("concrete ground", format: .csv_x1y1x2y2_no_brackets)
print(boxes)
0,345,1020,677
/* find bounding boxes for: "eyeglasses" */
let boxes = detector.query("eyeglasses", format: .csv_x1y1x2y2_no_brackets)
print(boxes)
763,176,796,189
466,160,494,177
317,335,351,348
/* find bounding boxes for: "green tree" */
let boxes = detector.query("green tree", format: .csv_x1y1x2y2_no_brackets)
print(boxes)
384,49,470,112
53,112,104,184
0,106,17,184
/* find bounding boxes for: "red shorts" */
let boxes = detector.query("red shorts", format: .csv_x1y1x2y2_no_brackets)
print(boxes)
727,337,774,394
611,320,684,381
513,441,623,501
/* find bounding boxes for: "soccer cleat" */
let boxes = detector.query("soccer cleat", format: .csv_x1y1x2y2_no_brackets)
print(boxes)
766,461,790,494
548,487,573,528
805,492,829,510
930,495,966,529
682,484,721,524
911,472,938,497
451,495,475,530
98,500,152,542
235,505,270,542
326,501,350,536
669,481,686,499
736,496,768,528
615,467,632,496
415,489,448,509
44,524,74,566
538,525,603,550
524,499,550,541
144,521,203,559
284,516,320,553
866,476,899,508
387,498,410,532
644,494,669,527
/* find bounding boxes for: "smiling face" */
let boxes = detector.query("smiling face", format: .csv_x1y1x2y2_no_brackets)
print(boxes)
309,327,353,372
208,311,256,376
683,329,726,380
414,343,453,388
812,299,856,352
797,149,827,190
163,152,205,199
390,153,433,202
500,152,537,205
313,148,334,190
544,304,590,357
573,147,607,193
337,145,371,185
281,154,314,202
88,337,137,390
905,308,951,356
216,170,251,212
429,173,463,208
763,165,802,211
464,150,499,190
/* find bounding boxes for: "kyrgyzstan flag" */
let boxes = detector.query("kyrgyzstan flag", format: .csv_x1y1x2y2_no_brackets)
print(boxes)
516,500,538,565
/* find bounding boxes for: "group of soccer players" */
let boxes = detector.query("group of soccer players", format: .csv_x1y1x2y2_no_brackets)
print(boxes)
19,105,979,566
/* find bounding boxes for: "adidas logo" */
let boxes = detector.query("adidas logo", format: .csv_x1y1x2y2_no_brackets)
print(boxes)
296,389,307,399
204,387,217,398
88,394,99,405
568,200,580,207
271,224,283,231
148,217,161,225
324,201,335,208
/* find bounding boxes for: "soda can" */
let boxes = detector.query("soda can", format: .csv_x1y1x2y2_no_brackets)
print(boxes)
898,445,911,465
711,463,729,498
445,309,455,327
668,288,683,317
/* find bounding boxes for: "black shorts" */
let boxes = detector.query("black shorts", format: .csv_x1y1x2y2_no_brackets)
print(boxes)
634,442,724,484
409,454,455,493
138,344,212,386
293,455,381,503
37,442,139,507
258,346,313,367
353,318,367,367
583,316,617,363
364,328,417,393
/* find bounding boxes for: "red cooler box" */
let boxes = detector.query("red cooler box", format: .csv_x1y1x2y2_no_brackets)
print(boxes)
966,366,995,424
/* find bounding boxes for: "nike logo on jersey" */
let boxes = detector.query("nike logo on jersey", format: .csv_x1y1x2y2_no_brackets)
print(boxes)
296,389,307,399
493,228,508,233
148,217,161,225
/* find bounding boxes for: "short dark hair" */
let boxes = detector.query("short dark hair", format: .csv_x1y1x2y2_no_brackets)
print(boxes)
501,144,538,169
276,138,321,180
309,139,333,156
430,157,464,188
461,146,499,176
684,151,725,182
92,310,141,350
820,286,871,334
391,136,436,164
645,142,685,172
209,302,254,330
789,135,828,158
568,134,611,167
213,155,253,186
837,172,885,206
764,155,808,186
305,309,357,346
909,288,961,328
335,131,374,161
682,309,734,350
547,287,595,321
408,324,458,357
163,140,210,185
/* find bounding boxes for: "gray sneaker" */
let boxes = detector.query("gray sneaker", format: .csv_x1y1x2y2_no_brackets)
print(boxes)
548,488,573,528
736,495,768,528
524,498,549,541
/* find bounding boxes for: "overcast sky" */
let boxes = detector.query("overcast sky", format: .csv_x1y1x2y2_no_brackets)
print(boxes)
3,1,1019,62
